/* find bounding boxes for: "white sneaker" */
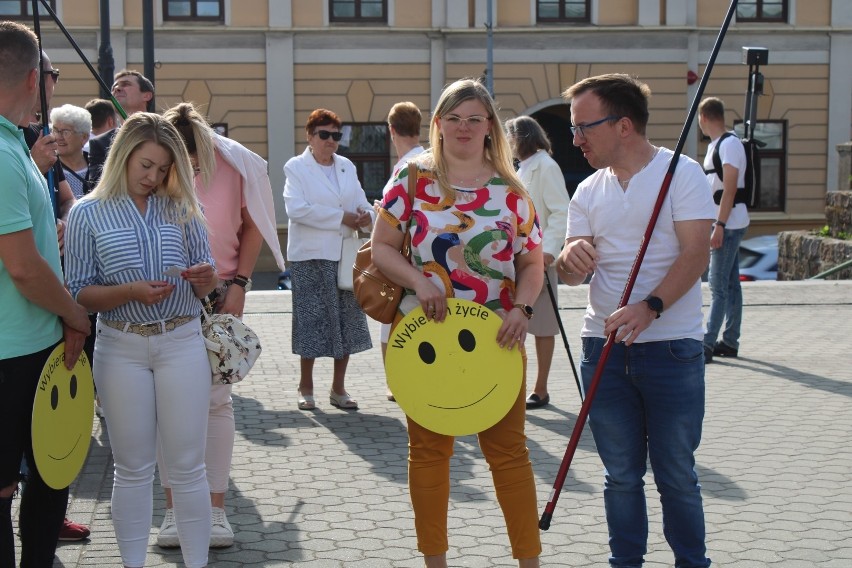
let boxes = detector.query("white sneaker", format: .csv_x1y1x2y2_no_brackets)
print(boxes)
210,507,234,548
94,397,105,419
156,508,180,548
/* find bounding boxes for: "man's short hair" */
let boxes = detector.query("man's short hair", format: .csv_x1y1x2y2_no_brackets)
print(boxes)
85,98,118,130
0,21,39,89
387,101,422,138
698,97,726,122
563,73,652,136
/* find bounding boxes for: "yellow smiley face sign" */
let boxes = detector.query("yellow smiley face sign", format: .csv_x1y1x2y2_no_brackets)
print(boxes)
386,298,522,436
32,343,94,489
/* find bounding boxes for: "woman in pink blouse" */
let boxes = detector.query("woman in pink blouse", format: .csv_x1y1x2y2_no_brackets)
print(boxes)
156,102,285,549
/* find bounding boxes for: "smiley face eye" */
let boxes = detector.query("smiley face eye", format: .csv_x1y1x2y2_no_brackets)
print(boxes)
69,374,78,399
51,385,59,410
418,342,437,364
458,329,476,352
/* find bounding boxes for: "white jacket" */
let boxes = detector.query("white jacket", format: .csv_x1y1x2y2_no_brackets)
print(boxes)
213,133,286,270
517,149,571,261
283,148,375,262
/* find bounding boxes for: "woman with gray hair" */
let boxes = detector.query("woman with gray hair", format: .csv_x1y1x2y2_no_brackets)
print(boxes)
504,115,570,409
50,104,92,198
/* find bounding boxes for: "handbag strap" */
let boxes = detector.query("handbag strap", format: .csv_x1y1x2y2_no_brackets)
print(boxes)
404,161,418,232
401,161,418,256
406,161,417,214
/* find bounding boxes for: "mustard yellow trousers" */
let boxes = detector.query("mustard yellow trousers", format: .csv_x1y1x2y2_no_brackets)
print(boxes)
406,350,542,559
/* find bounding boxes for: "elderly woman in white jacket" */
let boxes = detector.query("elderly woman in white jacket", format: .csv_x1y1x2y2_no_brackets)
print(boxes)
283,108,375,411
505,116,571,409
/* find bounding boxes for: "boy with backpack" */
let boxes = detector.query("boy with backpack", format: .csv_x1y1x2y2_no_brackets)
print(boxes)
698,97,750,364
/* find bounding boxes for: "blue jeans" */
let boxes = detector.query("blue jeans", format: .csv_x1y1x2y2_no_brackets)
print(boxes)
581,337,711,568
704,227,747,350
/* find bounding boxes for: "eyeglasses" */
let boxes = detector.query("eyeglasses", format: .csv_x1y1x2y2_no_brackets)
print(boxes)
442,114,490,128
42,68,60,82
570,115,621,138
315,130,343,142
51,128,78,138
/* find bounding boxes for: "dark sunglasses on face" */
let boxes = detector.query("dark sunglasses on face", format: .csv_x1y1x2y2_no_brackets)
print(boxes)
316,130,343,142
42,68,60,82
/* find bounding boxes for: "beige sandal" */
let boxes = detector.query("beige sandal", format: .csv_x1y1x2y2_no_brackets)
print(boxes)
329,390,358,410
297,390,315,410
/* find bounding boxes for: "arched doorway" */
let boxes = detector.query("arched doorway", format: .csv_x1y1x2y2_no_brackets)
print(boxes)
530,104,596,197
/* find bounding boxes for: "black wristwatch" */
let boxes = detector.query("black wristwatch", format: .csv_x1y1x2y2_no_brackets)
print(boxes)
513,303,534,320
642,295,663,319
232,274,252,292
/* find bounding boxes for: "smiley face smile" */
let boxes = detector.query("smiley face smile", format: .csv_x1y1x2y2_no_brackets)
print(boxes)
428,384,498,410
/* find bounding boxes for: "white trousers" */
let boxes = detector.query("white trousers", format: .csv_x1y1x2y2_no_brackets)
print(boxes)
158,383,234,493
94,319,211,568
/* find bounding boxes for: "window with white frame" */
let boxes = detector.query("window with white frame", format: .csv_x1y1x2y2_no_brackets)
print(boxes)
736,0,788,22
537,0,590,23
163,0,224,22
336,123,390,203
0,0,57,19
330,0,387,23
735,120,787,211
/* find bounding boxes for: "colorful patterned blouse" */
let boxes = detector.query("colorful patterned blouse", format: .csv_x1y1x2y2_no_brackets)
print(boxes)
380,166,542,313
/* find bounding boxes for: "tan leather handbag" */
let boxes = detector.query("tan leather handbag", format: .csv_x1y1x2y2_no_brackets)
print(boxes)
352,162,417,324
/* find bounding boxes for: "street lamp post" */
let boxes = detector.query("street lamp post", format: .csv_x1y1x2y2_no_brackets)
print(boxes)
142,0,155,111
97,0,114,99
485,0,493,97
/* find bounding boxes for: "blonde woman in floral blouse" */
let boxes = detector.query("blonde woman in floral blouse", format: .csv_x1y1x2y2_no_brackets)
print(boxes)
371,78,543,568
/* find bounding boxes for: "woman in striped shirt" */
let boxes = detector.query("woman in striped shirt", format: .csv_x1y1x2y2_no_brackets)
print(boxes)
65,113,217,568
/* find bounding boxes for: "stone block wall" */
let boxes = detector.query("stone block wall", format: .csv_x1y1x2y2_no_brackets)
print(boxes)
825,190,852,237
778,230,852,280
777,143,852,280
839,143,851,191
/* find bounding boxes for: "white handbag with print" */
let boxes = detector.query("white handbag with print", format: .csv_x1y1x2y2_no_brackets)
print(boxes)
201,310,262,385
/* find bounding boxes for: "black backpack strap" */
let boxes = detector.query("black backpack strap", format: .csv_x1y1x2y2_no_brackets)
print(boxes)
61,163,95,194
704,131,734,180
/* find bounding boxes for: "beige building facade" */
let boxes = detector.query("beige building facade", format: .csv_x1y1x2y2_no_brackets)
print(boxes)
24,0,852,268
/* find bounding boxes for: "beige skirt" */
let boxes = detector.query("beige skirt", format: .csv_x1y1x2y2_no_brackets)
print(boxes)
528,266,560,337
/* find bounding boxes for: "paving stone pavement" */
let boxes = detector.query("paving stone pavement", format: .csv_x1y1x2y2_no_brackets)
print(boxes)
13,280,852,567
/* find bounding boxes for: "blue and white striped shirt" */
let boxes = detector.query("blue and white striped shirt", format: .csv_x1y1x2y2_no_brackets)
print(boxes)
65,194,214,323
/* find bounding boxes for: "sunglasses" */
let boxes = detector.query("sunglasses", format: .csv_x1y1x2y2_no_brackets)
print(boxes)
316,130,343,142
42,68,60,82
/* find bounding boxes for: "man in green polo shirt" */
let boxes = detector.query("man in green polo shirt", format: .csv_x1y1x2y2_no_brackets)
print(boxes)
0,21,91,566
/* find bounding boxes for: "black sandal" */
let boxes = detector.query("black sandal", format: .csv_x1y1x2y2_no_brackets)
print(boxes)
525,393,550,408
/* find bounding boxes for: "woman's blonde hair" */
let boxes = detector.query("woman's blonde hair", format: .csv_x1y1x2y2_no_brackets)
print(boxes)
162,102,217,188
424,78,525,198
88,112,204,224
